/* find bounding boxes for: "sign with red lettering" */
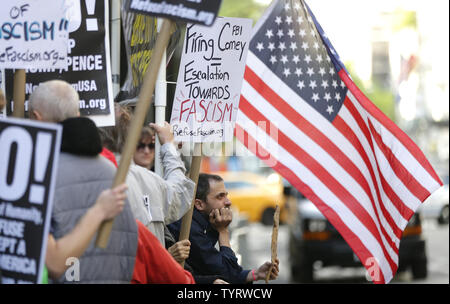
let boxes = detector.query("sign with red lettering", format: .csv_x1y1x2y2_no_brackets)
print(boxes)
170,17,252,142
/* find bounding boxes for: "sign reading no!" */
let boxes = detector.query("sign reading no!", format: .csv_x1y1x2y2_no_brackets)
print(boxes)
0,117,61,284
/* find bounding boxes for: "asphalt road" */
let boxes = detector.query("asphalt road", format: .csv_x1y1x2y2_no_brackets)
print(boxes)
238,219,449,284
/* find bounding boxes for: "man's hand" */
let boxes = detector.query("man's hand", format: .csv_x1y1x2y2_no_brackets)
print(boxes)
149,122,174,145
209,207,233,233
168,239,191,264
213,279,229,284
255,258,280,281
93,183,127,220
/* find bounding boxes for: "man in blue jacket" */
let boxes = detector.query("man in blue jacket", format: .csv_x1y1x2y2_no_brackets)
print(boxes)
169,173,279,284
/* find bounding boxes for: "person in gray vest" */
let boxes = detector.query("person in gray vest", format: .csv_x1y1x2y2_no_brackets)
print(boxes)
29,81,138,283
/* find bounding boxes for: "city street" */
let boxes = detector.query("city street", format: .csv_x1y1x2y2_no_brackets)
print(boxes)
237,219,449,284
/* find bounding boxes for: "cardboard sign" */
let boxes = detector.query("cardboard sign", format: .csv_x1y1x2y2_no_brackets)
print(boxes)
0,117,61,284
170,17,252,143
125,0,223,26
4,0,115,127
0,1,69,69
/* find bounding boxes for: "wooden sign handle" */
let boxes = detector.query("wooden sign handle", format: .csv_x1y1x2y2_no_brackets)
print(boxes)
178,143,202,267
265,205,280,283
95,19,175,248
12,69,26,118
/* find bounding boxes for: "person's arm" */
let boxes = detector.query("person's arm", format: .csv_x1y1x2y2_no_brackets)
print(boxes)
209,208,233,248
45,184,128,279
149,122,195,224
245,259,280,283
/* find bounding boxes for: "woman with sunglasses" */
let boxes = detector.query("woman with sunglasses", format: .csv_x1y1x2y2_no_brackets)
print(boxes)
134,126,156,171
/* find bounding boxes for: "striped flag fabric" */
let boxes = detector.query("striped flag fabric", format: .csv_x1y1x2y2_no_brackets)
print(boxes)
235,0,442,283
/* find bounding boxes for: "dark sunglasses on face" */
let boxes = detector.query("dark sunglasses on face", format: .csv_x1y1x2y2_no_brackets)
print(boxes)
137,142,155,150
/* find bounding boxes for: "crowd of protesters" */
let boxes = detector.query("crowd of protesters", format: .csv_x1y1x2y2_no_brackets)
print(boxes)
0,81,279,284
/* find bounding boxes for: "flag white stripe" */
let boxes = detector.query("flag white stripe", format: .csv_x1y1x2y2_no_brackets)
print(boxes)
347,90,440,194
339,105,410,229
237,110,394,282
370,126,422,211
346,93,423,211
241,79,401,251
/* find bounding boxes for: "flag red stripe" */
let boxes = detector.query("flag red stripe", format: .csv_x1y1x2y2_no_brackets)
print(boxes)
239,95,400,270
367,120,431,202
335,110,414,222
235,123,389,284
244,67,402,247
333,113,405,238
378,168,414,221
343,95,420,216
339,70,442,186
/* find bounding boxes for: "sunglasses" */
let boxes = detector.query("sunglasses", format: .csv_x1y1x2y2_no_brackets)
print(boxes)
137,142,155,150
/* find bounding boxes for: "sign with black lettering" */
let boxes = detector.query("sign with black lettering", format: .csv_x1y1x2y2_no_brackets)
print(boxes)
0,117,61,284
170,17,252,142
0,1,69,69
4,0,115,127
124,0,223,26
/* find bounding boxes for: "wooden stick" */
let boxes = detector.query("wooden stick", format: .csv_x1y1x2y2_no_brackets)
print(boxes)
265,205,280,283
178,142,202,267
12,69,26,118
95,18,175,248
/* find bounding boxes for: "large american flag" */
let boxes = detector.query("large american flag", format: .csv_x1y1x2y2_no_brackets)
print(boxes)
236,0,442,283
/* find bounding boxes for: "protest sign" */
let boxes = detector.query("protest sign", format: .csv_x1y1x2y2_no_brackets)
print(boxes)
116,9,181,103
0,1,69,70
4,0,115,127
170,17,252,143
124,0,223,26
0,118,61,284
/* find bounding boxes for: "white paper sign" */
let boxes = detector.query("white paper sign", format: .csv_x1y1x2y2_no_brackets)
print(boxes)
0,1,70,69
170,17,252,142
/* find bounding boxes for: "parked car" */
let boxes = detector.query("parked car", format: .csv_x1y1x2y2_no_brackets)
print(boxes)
288,189,427,282
419,176,449,225
214,171,286,225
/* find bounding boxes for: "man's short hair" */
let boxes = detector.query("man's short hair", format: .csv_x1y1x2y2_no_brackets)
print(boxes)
29,80,79,122
196,173,224,202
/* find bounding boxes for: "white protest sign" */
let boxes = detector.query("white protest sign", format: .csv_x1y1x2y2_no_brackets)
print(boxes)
170,17,252,143
0,1,70,69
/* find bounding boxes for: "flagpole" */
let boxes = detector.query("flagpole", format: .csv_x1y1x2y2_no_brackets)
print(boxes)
154,17,167,177
12,69,26,118
111,0,121,97
178,142,202,268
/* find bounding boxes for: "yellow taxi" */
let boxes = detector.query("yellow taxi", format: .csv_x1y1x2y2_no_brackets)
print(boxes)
213,171,286,225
